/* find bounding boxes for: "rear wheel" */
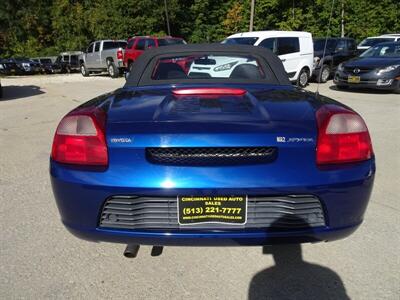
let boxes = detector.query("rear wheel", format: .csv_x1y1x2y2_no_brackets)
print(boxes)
394,81,400,94
317,65,330,83
125,61,134,79
297,68,309,88
107,61,119,78
80,64,89,77
336,85,349,90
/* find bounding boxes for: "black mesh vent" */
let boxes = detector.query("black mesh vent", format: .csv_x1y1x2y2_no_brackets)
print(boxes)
146,147,277,165
99,195,326,230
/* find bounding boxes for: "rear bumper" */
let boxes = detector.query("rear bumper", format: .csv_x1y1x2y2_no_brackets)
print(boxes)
50,158,375,246
64,221,360,246
117,60,124,69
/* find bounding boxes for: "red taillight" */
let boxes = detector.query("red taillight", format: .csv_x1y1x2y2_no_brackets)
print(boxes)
117,49,123,60
316,105,373,165
172,88,246,96
51,108,108,166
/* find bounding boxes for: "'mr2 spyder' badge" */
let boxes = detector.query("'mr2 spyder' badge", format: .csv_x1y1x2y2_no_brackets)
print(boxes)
277,137,314,143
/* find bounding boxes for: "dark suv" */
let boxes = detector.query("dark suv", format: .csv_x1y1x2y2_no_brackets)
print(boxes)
312,37,357,82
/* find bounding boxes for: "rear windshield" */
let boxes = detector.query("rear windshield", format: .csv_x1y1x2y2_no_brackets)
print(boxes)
359,38,395,47
158,39,186,46
222,37,259,45
151,54,265,80
103,41,127,50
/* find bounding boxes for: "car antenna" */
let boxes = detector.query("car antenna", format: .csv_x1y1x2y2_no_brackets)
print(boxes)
316,0,336,97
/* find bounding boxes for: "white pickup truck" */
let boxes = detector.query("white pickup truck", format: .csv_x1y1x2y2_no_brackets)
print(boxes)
80,40,127,78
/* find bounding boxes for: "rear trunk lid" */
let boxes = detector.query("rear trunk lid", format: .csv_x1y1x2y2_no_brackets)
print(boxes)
106,85,317,148
102,85,330,188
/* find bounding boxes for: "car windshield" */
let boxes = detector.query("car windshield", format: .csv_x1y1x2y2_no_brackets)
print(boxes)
151,54,264,80
103,41,127,50
158,39,186,46
40,59,52,64
313,39,337,51
222,37,259,45
360,43,400,58
359,38,395,47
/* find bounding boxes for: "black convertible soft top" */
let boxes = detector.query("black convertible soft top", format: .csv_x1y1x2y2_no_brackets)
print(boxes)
124,44,291,87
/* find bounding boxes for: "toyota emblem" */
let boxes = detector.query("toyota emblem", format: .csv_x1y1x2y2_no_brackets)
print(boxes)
353,68,360,74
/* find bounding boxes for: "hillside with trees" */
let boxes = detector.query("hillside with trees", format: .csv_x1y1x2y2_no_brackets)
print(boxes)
0,0,399,57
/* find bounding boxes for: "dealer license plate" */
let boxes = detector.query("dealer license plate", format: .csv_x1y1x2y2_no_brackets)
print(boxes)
178,195,247,225
347,75,360,83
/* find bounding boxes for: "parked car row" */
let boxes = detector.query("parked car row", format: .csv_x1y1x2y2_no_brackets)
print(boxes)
312,34,400,92
0,51,83,75
1,32,399,93
0,58,41,75
222,31,399,92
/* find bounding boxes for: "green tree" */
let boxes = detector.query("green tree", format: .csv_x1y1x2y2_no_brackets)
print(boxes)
0,0,399,58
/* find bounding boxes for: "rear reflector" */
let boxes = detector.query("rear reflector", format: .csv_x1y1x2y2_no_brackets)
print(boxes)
316,105,373,165
51,108,108,166
172,88,246,96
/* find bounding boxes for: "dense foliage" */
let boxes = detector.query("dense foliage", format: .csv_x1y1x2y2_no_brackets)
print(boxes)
0,0,399,57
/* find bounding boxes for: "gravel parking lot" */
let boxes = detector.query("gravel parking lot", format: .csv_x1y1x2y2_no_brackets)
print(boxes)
1,74,399,299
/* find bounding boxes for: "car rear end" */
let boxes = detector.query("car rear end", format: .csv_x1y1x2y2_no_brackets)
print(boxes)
101,40,126,70
50,84,375,246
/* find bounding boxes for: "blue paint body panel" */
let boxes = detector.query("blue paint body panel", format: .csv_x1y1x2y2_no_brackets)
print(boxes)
50,83,375,246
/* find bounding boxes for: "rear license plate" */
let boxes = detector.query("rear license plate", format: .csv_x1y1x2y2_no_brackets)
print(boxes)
348,75,360,83
178,195,247,225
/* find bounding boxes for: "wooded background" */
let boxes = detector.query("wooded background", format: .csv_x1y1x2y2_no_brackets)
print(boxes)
1,0,399,57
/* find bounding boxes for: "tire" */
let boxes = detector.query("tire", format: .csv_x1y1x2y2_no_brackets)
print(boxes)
336,85,349,90
297,68,309,88
107,61,119,78
394,81,400,94
80,64,89,77
317,64,330,83
125,61,134,79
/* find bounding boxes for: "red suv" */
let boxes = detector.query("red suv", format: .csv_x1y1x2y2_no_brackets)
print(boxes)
123,36,186,71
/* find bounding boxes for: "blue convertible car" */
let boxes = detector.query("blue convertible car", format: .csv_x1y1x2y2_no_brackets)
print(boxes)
50,44,375,256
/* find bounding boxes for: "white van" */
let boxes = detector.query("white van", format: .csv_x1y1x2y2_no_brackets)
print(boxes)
222,31,314,87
